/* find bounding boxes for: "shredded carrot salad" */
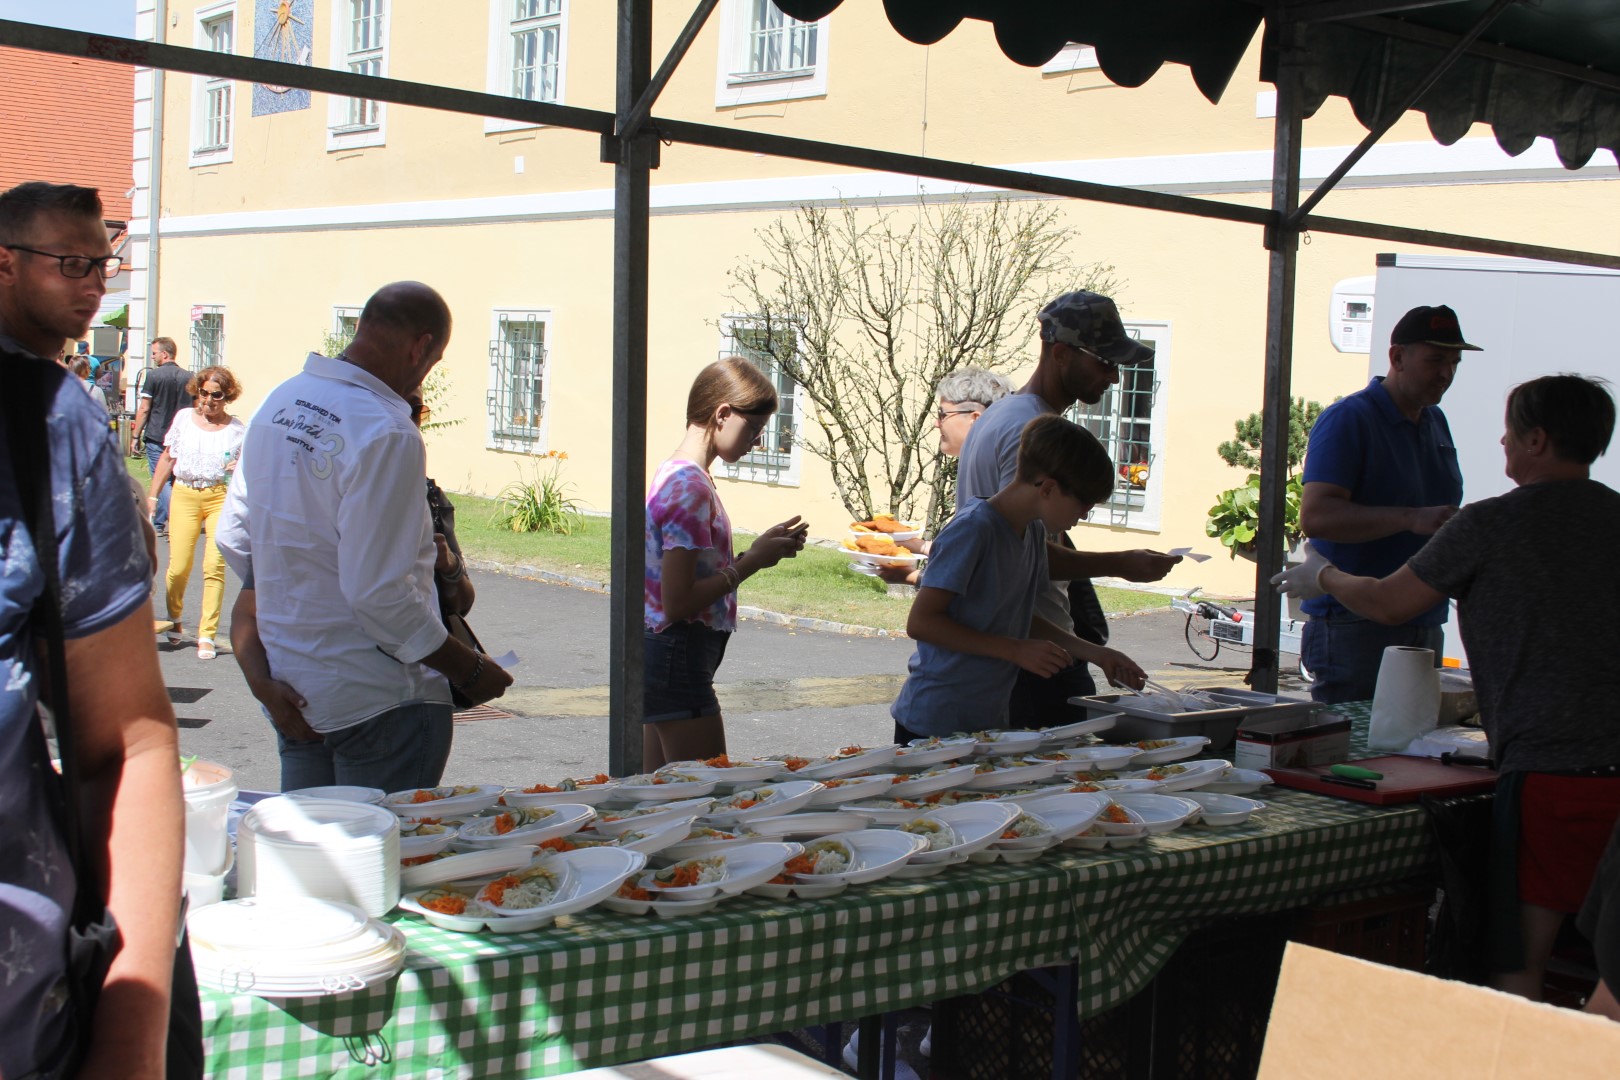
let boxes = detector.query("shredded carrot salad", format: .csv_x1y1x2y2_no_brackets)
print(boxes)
492,813,518,835
1101,805,1132,824
780,757,811,771
616,882,652,901
421,894,467,915
537,837,577,853
401,854,438,867
655,864,702,889
481,875,522,906
409,790,441,804
523,782,564,793
701,755,733,768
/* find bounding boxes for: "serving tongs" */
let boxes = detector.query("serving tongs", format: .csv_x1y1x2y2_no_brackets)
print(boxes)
1109,678,1209,712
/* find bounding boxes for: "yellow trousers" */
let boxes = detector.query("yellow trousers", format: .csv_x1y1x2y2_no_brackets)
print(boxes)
165,483,228,642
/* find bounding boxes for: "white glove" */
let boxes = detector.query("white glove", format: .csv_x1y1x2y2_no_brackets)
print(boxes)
1269,541,1332,601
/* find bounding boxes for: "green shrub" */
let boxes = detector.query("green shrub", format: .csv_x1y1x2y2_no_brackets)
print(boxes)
492,451,583,535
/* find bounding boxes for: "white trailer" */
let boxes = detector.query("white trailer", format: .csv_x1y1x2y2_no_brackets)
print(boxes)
1367,253,1620,664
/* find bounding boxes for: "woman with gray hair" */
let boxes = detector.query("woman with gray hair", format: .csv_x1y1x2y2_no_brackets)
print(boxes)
879,366,1013,585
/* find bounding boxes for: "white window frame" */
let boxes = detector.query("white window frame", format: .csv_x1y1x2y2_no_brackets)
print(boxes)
487,309,552,452
1041,42,1099,75
331,306,362,351
714,0,829,109
485,0,568,133
189,2,236,167
327,0,389,152
715,315,802,487
1067,321,1170,532
190,305,227,367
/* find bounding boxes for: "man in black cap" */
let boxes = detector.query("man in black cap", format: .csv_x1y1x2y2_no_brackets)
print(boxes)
1297,303,1481,703
954,290,1179,726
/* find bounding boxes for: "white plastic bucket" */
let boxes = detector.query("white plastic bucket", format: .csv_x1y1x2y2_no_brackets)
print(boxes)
183,845,233,911
183,760,238,876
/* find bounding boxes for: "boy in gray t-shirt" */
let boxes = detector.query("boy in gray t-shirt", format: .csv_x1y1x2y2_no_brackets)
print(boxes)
892,416,1146,738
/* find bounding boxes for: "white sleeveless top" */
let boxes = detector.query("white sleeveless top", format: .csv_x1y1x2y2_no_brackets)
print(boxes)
162,411,246,486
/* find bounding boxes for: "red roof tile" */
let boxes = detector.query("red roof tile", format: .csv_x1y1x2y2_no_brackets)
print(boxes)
0,46,134,220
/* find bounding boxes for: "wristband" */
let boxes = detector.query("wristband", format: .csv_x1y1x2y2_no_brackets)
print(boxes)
720,565,742,592
452,652,484,692
438,554,466,582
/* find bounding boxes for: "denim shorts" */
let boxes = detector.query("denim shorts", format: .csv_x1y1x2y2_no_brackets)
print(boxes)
643,621,731,723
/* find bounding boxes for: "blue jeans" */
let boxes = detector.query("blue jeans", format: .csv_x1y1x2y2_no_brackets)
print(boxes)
643,622,731,723
277,701,454,793
1301,613,1444,705
145,440,173,529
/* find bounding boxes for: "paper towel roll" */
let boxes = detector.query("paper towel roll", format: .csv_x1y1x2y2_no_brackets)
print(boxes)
1367,646,1440,752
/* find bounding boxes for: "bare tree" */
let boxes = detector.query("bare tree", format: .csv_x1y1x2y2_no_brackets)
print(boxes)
726,196,1116,530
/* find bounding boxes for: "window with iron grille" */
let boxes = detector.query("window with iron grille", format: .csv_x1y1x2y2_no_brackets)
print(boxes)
342,0,386,129
744,1,816,78
191,308,225,367
488,312,548,449
717,1,827,106
1066,325,1168,529
716,318,799,481
510,0,563,102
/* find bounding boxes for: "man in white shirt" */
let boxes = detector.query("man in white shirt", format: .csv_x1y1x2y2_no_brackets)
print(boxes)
217,282,511,791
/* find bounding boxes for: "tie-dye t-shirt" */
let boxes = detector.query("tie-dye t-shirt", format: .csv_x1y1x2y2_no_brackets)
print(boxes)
644,459,735,632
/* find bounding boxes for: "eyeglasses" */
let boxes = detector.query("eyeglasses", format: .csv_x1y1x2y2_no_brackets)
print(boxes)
936,406,979,423
735,410,771,437
198,389,227,401
4,245,120,279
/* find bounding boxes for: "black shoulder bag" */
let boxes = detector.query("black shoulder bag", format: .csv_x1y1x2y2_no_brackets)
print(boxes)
3,354,203,1080
428,478,484,708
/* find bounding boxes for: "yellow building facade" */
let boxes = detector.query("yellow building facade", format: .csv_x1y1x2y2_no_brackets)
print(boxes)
134,1,1618,597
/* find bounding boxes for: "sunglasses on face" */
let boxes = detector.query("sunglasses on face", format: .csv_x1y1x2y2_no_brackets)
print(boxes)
936,406,978,422
198,389,226,400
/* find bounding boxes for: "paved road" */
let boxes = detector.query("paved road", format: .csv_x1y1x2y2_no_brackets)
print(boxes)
157,542,1299,793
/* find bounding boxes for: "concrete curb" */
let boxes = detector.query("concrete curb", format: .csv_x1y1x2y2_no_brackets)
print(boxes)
464,557,1169,639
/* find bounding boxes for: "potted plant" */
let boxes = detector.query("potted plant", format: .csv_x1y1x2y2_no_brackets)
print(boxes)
1204,472,1304,560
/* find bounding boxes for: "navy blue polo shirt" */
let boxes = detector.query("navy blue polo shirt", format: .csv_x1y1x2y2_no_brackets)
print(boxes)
1301,377,1462,625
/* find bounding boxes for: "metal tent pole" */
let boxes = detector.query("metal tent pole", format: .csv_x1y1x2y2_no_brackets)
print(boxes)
1250,12,1307,694
608,0,655,775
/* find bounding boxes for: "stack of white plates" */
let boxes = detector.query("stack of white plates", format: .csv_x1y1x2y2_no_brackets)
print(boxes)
237,797,401,917
188,897,405,998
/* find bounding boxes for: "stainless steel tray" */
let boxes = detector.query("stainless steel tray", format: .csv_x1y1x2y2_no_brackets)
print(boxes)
1072,687,1321,753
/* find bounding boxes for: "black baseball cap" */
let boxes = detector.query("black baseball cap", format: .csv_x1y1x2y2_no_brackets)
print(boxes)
1390,305,1482,351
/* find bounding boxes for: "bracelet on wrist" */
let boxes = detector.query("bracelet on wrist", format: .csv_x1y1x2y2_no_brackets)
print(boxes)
438,554,466,582
452,652,484,692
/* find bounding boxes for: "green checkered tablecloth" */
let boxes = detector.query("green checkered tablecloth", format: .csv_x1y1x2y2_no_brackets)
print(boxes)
199,735,1435,1077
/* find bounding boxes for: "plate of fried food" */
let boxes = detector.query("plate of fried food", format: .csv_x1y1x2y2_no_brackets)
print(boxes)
848,514,923,542
840,533,924,568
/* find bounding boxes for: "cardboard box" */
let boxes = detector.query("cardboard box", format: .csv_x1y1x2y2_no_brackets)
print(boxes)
1233,710,1350,769
1260,943,1620,1079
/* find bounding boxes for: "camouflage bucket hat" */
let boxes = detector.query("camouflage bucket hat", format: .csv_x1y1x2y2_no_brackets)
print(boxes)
1038,291,1155,367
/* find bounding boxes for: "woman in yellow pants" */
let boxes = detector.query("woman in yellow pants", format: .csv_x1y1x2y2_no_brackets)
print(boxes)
148,366,246,659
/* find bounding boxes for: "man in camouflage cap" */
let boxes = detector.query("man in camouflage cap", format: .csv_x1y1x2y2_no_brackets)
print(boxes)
954,289,1179,727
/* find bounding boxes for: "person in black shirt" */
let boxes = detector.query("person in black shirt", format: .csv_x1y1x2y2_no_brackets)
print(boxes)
129,335,189,535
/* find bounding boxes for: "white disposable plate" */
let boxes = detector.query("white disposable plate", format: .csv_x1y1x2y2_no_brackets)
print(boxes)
842,548,923,568
714,841,803,895
970,730,1045,756
667,759,787,785
400,846,533,890
1093,779,1164,793
657,828,778,863
1093,803,1150,837
455,803,596,848
1120,758,1232,793
806,774,894,807
763,830,926,890
700,780,822,824
748,879,849,900
905,803,1020,863
888,851,970,879
1200,768,1276,796
1057,745,1142,771
1025,751,1099,775
610,775,718,802
839,798,945,825
633,856,732,900
609,816,698,856
190,896,371,952
847,523,922,542
892,738,977,769
1002,792,1109,843
286,785,385,805
398,827,456,860
785,745,901,781
500,781,620,809
887,764,980,798
1122,736,1210,767
383,784,506,819
964,761,1059,790
590,798,714,837
600,894,723,918
1181,791,1266,825
467,856,577,916
1040,715,1119,744
1109,794,1198,834
1063,827,1148,851
992,782,1097,808
400,847,646,932
743,811,870,840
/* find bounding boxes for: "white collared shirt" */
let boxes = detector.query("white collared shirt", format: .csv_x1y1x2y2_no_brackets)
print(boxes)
217,353,450,731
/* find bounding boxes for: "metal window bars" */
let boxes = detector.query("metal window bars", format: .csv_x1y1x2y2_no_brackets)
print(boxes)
1070,336,1158,525
190,309,225,367
722,323,795,471
488,314,547,446
511,0,562,102
746,0,816,77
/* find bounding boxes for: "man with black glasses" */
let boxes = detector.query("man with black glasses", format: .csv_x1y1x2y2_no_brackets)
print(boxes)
129,334,189,537
0,180,193,1078
954,290,1179,726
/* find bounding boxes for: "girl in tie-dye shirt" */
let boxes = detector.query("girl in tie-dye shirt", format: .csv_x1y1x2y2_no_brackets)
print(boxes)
642,358,809,769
